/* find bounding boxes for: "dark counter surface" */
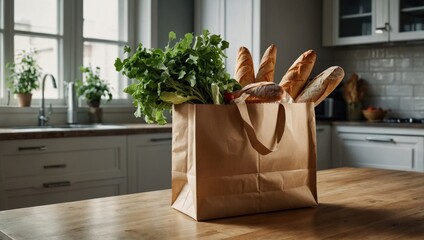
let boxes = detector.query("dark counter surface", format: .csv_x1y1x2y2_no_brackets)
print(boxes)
1,120,423,141
330,121,424,129
0,124,172,140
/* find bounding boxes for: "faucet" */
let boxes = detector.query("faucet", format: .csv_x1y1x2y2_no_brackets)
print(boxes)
38,74,57,126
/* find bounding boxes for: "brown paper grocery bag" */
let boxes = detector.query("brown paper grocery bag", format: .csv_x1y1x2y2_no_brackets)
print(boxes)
171,102,317,221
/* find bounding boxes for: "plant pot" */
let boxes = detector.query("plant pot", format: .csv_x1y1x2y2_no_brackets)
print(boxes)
16,93,32,107
89,107,103,124
347,102,362,121
87,100,101,108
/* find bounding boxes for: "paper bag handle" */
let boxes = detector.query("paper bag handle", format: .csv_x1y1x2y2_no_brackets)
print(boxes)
235,102,286,155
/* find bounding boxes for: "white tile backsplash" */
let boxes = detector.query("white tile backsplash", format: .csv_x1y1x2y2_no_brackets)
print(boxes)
335,43,424,118
386,85,413,96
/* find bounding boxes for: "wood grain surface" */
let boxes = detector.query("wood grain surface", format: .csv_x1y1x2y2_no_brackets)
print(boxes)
0,167,423,239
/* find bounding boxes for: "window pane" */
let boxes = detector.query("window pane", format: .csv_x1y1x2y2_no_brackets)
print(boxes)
14,0,58,34
83,0,127,41
83,42,127,99
15,35,59,99
0,0,3,29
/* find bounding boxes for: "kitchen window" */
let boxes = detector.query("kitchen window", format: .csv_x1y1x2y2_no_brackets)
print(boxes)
0,0,134,106
14,0,61,100
83,0,130,100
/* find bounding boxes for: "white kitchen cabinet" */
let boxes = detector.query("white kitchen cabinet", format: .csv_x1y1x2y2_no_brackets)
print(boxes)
127,133,172,193
316,124,332,170
389,0,424,41
323,0,424,46
0,136,127,210
332,126,424,172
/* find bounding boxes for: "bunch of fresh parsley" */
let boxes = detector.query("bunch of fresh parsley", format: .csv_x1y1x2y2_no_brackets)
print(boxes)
115,30,241,124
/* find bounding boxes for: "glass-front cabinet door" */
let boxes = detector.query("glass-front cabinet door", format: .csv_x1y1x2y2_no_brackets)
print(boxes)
390,0,424,41
323,0,389,46
339,0,372,38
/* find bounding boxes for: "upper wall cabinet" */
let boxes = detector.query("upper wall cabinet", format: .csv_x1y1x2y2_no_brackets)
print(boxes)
323,0,424,46
390,0,424,41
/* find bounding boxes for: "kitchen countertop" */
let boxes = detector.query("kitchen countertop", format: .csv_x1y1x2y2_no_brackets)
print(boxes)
0,124,172,140
0,167,423,240
331,120,424,129
0,120,422,141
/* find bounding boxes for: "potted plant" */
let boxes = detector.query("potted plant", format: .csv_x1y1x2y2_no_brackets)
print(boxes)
75,65,112,123
7,49,42,107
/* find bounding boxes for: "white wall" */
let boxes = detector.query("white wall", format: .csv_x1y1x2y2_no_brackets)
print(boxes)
157,0,194,48
194,0,333,83
260,0,334,81
194,0,261,77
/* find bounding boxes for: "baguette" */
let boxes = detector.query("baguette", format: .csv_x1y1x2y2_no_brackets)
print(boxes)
231,82,285,103
279,50,317,99
234,47,255,87
255,44,277,83
295,66,345,106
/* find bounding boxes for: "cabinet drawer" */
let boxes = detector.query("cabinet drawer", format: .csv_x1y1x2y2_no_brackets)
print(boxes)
338,133,424,171
0,136,127,187
1,178,127,210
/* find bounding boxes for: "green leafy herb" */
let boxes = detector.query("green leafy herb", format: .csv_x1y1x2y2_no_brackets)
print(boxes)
115,30,241,124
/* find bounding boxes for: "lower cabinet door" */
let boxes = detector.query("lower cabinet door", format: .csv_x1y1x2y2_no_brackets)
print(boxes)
2,178,127,210
337,133,424,172
316,125,332,170
127,133,172,193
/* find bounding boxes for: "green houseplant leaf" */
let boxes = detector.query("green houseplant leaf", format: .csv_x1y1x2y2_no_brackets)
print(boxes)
75,66,112,108
7,49,42,94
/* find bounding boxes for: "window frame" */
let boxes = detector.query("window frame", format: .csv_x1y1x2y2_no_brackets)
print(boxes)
0,0,135,107
0,0,4,100
79,0,135,105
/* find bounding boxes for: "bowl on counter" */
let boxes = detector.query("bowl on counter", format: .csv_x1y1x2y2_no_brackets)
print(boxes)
362,107,388,122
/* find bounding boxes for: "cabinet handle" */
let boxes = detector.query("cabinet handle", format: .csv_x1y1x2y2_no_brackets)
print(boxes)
150,137,172,142
42,181,71,188
316,128,325,132
365,137,394,143
43,164,67,169
375,23,390,34
18,146,47,151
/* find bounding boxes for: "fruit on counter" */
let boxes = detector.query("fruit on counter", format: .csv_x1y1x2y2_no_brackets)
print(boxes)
366,106,382,111
362,107,388,122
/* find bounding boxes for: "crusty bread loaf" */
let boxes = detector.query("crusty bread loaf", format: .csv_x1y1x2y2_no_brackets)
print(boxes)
295,66,345,106
230,82,285,103
244,82,284,103
255,44,277,83
234,47,255,87
279,50,316,99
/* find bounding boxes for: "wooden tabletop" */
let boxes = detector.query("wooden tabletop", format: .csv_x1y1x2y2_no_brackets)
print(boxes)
0,167,423,239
